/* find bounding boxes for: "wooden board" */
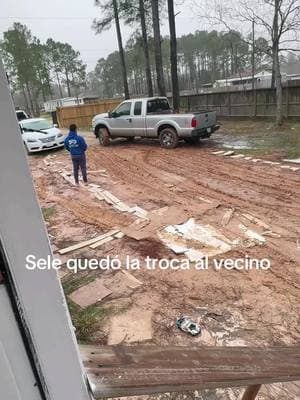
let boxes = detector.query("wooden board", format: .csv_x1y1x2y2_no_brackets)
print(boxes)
80,345,300,398
69,279,112,308
89,235,114,249
58,230,119,254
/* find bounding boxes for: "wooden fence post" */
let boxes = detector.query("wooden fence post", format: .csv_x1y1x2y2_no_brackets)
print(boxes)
285,82,289,118
187,96,191,112
253,88,257,117
242,384,262,400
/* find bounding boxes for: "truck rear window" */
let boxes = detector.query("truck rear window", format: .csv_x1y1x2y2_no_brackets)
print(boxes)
147,99,171,114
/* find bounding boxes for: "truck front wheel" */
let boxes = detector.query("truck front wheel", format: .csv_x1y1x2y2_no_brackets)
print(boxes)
159,127,179,149
98,127,110,146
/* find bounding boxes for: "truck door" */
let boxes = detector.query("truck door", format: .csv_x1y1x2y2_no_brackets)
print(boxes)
130,100,145,136
109,101,134,137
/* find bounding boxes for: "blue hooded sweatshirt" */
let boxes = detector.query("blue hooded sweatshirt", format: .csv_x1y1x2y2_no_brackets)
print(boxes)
64,131,87,157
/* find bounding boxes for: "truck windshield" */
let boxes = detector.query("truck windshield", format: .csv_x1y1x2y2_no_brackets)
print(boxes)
147,99,171,114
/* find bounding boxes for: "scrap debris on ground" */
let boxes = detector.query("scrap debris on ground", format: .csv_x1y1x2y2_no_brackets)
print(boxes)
29,128,300,400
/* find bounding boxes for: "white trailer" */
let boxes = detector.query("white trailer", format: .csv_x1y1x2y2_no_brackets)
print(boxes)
44,97,84,113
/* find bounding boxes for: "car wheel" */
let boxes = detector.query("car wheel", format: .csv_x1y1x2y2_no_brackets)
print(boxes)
184,137,200,145
98,127,110,146
159,127,179,149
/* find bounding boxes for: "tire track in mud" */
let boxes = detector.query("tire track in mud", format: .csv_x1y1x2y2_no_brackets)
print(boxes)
90,143,300,214
136,148,300,223
88,143,300,248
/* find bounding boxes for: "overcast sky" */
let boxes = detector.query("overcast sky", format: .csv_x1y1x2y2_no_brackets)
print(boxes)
1,0,206,71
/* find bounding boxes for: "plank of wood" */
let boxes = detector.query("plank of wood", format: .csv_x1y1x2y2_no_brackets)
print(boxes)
102,191,121,205
114,202,132,213
222,151,235,156
58,230,119,254
241,384,262,400
113,203,128,213
80,345,300,398
283,158,300,164
89,235,115,249
230,154,245,159
114,231,125,239
221,208,234,226
60,173,75,186
121,270,143,287
94,193,105,201
100,192,115,205
242,213,270,230
131,206,149,219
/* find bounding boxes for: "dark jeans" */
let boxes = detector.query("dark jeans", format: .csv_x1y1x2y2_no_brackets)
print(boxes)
72,154,87,184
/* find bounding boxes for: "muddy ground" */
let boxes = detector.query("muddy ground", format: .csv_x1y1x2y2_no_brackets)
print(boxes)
28,121,300,400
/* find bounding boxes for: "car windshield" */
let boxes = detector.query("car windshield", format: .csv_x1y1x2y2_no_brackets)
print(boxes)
22,120,53,131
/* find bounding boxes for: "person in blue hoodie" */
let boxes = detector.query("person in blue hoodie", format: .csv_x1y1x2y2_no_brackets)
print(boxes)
64,124,88,185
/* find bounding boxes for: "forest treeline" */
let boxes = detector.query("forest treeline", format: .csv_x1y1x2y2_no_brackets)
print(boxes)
87,30,271,99
1,0,300,125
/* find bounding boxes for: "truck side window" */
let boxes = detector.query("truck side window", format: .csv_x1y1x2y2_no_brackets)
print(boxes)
134,101,142,116
114,102,132,117
147,99,170,114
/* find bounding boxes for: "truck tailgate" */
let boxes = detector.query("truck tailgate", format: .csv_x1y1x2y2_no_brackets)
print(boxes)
194,111,216,129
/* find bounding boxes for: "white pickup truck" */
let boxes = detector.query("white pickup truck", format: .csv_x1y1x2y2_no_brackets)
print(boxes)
92,97,219,149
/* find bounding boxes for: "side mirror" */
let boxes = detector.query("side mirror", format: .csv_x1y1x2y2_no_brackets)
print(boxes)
108,111,112,118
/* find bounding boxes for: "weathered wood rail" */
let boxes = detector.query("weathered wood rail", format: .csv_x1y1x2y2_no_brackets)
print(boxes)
80,345,300,399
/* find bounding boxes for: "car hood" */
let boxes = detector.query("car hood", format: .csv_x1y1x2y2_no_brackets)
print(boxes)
23,127,62,140
95,113,109,119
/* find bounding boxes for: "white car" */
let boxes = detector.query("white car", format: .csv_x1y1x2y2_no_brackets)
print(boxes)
20,118,65,154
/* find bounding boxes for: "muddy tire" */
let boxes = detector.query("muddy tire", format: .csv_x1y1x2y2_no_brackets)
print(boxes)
159,127,179,149
98,127,110,146
184,137,200,145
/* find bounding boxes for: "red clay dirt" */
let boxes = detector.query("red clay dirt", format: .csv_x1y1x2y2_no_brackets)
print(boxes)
29,131,300,400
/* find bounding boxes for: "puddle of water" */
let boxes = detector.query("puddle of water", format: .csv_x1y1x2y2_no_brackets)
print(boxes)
213,128,300,159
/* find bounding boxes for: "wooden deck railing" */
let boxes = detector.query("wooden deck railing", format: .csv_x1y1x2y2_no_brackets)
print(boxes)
80,345,300,399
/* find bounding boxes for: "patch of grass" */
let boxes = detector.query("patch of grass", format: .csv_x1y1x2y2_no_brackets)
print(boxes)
217,119,300,159
67,300,110,342
62,274,96,296
42,206,55,221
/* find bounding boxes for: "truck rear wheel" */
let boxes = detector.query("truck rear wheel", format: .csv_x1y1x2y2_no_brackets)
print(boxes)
159,127,179,149
98,127,110,147
184,137,200,145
